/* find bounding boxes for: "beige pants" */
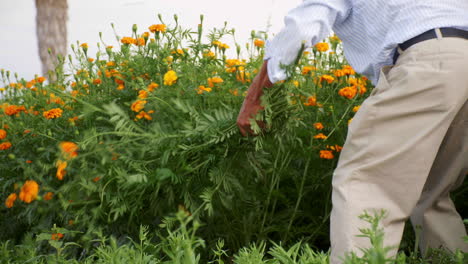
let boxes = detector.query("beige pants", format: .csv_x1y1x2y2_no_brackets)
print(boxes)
330,37,468,263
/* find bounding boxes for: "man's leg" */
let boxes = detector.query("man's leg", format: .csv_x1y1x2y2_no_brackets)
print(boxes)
410,100,468,254
330,38,468,263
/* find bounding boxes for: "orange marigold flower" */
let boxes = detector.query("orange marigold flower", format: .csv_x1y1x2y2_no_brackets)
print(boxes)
26,160,32,163
254,39,265,48
196,85,212,94
121,37,136,45
353,105,361,113
142,32,150,38
302,66,316,75
19,180,39,203
163,70,178,86
0,129,6,140
303,96,317,106
92,176,100,182
147,82,159,92
342,65,355,75
131,100,147,112
0,142,12,150
315,42,329,52
338,86,357,99
59,141,78,159
43,192,54,201
148,24,166,33
319,75,335,84
43,108,63,119
93,78,102,85
5,193,17,208
314,122,324,130
117,84,125,90
5,105,25,116
136,37,146,46
203,50,215,58
314,133,328,139
56,160,67,180
80,43,88,49
136,110,153,120
138,90,148,99
208,77,223,88
36,76,46,83
319,150,334,159
51,233,64,241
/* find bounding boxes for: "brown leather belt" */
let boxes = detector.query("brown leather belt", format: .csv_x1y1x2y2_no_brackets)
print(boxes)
393,27,468,64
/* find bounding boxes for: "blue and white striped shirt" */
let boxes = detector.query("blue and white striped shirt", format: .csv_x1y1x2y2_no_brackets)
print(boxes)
265,0,468,84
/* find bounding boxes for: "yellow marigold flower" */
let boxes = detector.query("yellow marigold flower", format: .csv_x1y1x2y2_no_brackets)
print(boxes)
43,108,63,119
19,180,39,203
329,34,341,43
303,96,317,106
203,50,215,58
43,192,54,201
121,37,136,45
59,141,78,159
315,42,329,52
292,80,299,87
225,59,245,68
338,86,357,99
56,160,67,180
131,100,147,112
51,233,64,241
314,122,324,130
142,32,150,38
254,39,265,48
163,70,178,86
207,77,223,88
320,75,335,84
147,82,159,92
348,118,353,125
171,49,184,55
117,84,125,90
353,105,361,113
80,43,88,49
314,133,328,139
5,193,17,208
0,129,6,140
0,142,12,150
149,24,166,33
320,150,334,159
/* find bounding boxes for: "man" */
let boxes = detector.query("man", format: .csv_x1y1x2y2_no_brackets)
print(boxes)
236,0,468,262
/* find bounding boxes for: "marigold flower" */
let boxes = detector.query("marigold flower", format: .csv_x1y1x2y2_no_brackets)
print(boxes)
80,43,88,49
117,84,125,90
320,150,334,159
353,105,361,112
342,65,355,75
5,193,17,208
0,129,6,140
43,108,63,119
302,66,316,75
314,133,328,139
328,144,343,152
147,82,159,92
196,85,212,94
314,122,324,130
36,76,46,83
138,90,148,99
92,176,100,182
56,160,67,180
203,50,215,58
59,141,78,159
26,160,32,163
208,77,223,88
121,37,136,45
315,42,329,52
303,96,317,106
51,233,64,241
136,37,146,46
131,100,147,112
254,39,265,48
142,32,150,38
163,70,178,86
338,86,357,99
93,78,102,85
148,24,166,33
19,180,39,203
0,142,12,150
320,75,335,84
5,105,25,116
136,110,153,120
43,192,54,201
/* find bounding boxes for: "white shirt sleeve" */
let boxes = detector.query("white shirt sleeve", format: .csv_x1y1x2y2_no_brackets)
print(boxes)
264,0,351,83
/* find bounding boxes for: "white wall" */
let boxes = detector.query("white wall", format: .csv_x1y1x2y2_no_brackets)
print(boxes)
0,0,301,81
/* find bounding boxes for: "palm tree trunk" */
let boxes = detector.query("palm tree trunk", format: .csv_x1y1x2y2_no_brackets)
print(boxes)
35,0,68,78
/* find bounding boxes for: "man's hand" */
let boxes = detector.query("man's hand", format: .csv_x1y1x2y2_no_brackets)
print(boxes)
236,60,273,137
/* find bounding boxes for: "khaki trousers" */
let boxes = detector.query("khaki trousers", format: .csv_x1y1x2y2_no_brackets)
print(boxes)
330,37,468,263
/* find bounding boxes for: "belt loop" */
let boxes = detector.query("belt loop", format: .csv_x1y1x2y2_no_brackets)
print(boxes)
435,28,443,39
